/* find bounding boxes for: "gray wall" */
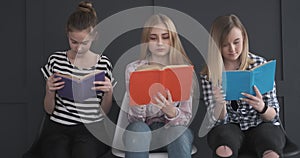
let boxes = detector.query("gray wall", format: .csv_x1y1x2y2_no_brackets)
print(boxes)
1,0,299,157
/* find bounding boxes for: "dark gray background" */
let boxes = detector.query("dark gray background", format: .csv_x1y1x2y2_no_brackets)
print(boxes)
1,0,299,157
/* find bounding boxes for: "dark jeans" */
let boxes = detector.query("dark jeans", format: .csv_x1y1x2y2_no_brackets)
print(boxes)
123,121,194,158
207,122,286,158
40,120,109,158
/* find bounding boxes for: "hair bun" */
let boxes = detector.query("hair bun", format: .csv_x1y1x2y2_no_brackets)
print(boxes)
78,1,93,12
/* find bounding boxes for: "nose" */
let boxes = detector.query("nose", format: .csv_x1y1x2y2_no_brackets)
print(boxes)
157,37,163,45
229,44,234,52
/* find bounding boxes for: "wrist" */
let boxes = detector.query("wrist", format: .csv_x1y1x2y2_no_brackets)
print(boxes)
165,108,180,120
258,103,268,114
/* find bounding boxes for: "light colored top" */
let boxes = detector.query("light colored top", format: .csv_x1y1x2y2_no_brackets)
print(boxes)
125,60,193,127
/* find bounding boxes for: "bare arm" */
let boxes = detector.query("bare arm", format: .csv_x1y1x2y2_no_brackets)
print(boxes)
93,77,113,114
241,85,277,121
44,75,64,114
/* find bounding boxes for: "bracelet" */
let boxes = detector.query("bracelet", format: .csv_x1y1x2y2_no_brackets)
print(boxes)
259,103,268,114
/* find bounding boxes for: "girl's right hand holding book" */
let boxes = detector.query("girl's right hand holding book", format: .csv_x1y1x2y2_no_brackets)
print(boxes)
46,74,65,93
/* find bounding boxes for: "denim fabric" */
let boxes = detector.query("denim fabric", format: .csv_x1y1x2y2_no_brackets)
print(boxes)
123,121,193,158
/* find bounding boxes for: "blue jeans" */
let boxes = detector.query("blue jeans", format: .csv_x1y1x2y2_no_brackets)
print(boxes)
123,121,193,158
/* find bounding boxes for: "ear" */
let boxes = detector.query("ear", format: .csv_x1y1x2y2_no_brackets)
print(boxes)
89,30,99,41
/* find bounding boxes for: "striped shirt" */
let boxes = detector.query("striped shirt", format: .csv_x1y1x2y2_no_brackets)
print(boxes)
41,51,112,125
201,53,280,130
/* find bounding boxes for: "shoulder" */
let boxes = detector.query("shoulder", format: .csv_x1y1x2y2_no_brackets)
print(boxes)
248,52,267,68
126,60,148,72
48,51,67,61
99,54,110,61
98,54,112,67
200,74,208,80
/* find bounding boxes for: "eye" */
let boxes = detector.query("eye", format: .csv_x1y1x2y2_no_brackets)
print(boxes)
162,34,169,39
149,35,157,41
71,41,79,44
82,41,90,45
222,43,228,47
233,40,240,45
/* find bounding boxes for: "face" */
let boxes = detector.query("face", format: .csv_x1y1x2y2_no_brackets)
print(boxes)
68,29,93,55
221,27,244,62
148,24,171,57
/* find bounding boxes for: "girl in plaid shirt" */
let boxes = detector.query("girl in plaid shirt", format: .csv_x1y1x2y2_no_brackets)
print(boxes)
201,14,285,158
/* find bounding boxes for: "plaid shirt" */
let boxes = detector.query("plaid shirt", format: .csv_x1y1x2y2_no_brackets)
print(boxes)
126,60,193,127
201,53,280,130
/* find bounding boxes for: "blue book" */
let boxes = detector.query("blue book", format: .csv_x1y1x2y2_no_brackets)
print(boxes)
55,71,105,102
222,60,276,100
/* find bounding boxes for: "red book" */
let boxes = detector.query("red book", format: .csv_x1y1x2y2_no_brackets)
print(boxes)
129,65,194,106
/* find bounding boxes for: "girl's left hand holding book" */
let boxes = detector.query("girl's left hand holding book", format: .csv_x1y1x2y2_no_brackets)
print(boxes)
92,76,113,93
153,89,178,118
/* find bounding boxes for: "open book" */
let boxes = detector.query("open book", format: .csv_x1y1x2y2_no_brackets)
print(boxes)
55,71,105,102
129,64,194,106
222,60,276,100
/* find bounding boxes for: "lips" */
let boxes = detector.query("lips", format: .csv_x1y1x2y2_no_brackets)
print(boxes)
156,48,166,52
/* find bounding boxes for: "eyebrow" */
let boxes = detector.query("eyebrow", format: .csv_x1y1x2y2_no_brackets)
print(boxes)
234,38,241,41
150,32,169,36
70,38,89,43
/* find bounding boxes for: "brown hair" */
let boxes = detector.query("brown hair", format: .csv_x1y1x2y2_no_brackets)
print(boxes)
66,1,97,32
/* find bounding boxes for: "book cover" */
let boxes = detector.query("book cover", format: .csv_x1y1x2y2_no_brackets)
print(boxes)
55,71,105,102
222,60,276,100
129,65,194,106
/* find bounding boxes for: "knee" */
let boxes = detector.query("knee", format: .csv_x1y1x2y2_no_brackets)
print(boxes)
263,150,279,158
126,121,150,132
123,122,151,151
216,146,233,158
168,128,193,149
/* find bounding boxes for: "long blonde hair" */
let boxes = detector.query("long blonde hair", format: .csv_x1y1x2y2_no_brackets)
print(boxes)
203,14,252,86
140,14,191,65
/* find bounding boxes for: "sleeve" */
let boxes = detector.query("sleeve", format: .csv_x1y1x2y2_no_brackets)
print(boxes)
101,55,113,80
262,83,280,122
164,97,192,126
200,75,227,127
41,55,54,80
125,62,147,123
251,55,280,122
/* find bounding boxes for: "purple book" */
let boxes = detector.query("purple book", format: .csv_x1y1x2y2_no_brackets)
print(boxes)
55,71,105,102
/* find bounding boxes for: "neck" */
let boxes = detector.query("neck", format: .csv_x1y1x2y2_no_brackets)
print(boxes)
149,55,169,65
67,50,98,69
224,59,240,70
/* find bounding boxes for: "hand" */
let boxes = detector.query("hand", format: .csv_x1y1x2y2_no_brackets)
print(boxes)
153,89,177,118
241,85,265,112
93,77,112,93
46,74,65,93
212,86,226,107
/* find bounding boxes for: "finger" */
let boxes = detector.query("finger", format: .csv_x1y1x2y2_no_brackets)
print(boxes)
157,92,167,102
49,85,64,91
154,96,165,108
253,85,262,98
53,81,65,87
152,103,163,109
104,76,111,82
53,76,63,81
241,92,258,101
166,89,173,102
240,98,260,107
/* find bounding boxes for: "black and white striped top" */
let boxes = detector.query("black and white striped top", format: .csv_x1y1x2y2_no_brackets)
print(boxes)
41,51,112,125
